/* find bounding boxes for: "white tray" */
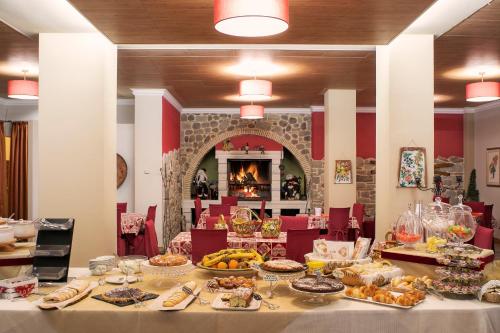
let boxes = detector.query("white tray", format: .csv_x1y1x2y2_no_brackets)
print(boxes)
211,293,261,311
148,286,201,311
343,290,424,309
35,281,98,310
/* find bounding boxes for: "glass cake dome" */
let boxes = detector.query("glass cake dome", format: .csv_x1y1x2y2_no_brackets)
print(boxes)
446,195,476,245
395,204,424,248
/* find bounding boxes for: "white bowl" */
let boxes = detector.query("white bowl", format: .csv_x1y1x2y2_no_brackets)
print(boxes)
0,225,15,243
8,220,36,239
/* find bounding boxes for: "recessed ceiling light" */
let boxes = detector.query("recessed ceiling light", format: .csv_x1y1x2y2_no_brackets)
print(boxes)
214,0,289,37
225,58,287,77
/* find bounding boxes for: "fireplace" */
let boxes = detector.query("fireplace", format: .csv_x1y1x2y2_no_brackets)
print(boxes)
227,160,271,201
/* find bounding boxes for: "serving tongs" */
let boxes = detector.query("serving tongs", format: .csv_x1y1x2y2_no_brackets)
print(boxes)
413,279,444,300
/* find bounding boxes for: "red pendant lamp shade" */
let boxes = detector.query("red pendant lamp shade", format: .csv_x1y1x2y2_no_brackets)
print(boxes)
240,105,264,119
214,0,289,37
239,79,272,101
466,81,500,102
7,79,39,100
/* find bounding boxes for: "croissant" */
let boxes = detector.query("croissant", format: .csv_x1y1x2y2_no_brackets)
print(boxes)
360,285,379,297
405,290,425,301
346,287,367,299
396,295,416,306
372,292,395,304
163,281,196,307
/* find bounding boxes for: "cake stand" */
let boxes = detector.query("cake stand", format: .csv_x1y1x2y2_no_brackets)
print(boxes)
255,267,306,298
141,260,195,288
288,282,345,304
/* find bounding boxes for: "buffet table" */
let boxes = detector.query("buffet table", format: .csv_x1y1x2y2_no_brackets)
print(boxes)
169,231,288,260
0,269,499,333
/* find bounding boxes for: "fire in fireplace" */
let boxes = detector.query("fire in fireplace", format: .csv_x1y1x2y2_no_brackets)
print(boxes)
227,160,271,201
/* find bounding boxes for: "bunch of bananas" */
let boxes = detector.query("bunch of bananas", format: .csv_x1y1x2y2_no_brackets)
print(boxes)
201,248,264,270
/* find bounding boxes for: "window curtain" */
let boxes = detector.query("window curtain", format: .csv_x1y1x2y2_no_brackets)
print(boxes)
9,122,28,220
0,122,7,217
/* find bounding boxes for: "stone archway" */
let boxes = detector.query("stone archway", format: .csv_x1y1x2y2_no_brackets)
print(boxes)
182,128,312,199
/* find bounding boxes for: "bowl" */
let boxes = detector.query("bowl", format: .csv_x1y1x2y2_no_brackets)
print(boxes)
8,220,36,239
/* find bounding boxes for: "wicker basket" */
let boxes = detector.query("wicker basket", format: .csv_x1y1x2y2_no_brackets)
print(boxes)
483,292,500,303
231,208,262,238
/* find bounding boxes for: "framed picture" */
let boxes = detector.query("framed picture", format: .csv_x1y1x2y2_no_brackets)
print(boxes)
486,148,500,187
398,147,427,188
334,160,353,184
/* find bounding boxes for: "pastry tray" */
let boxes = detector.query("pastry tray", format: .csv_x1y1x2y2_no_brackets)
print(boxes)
211,293,261,311
92,291,159,307
33,267,68,281
343,290,424,309
148,286,201,311
34,281,98,310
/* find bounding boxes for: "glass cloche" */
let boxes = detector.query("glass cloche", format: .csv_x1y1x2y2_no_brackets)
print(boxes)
422,197,452,239
395,204,424,248
446,195,476,246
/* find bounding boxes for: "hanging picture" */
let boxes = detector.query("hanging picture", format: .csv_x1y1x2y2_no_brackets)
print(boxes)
486,148,500,187
334,160,353,184
398,147,426,188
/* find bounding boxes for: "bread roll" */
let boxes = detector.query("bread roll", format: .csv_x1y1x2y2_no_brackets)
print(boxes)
163,281,197,307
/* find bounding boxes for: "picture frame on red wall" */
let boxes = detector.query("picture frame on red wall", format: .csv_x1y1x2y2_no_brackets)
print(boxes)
486,148,500,187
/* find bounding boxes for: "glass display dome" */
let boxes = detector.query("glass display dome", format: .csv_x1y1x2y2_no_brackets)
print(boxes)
446,195,476,246
395,204,424,248
422,197,452,239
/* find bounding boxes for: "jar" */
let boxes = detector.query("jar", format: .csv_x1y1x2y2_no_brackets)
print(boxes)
422,197,452,239
261,217,281,239
447,195,476,246
8,220,36,239
395,204,424,248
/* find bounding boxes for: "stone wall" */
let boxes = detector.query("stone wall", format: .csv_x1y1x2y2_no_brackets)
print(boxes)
180,113,324,208
162,150,183,247
434,156,464,204
356,157,376,219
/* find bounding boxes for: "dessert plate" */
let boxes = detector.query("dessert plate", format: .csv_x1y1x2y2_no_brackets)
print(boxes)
148,285,201,311
105,275,138,285
343,290,424,309
211,293,261,311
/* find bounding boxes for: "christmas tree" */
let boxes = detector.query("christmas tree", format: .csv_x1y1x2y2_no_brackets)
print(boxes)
466,169,479,202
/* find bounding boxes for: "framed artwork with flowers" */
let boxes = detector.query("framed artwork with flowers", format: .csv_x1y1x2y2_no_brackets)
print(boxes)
398,147,427,188
486,148,500,187
334,160,353,184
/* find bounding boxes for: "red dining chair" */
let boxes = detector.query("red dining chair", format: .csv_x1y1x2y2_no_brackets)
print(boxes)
259,200,267,220
286,229,320,263
146,205,157,223
483,204,494,228
326,207,351,241
116,203,127,256
221,196,238,206
363,219,376,243
209,204,231,217
127,219,160,258
464,201,485,214
205,216,233,231
474,225,494,250
117,202,127,213
280,216,309,232
191,229,228,264
432,196,450,204
194,197,202,226
352,203,365,238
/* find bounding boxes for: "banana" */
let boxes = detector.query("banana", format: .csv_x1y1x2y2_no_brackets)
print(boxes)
203,254,227,267
227,253,256,260
250,249,264,263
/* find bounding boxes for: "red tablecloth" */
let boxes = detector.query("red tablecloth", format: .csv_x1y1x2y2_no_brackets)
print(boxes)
168,232,288,260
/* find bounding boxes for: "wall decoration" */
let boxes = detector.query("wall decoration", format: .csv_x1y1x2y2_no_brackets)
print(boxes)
334,160,353,184
398,147,427,188
486,148,500,187
117,154,127,189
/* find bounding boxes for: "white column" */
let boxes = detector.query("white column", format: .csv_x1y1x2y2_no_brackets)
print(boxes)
323,89,357,211
132,89,164,244
376,34,435,240
38,33,117,266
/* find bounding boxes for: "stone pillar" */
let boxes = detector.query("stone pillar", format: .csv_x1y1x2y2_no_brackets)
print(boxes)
323,90,357,211
38,33,117,266
132,89,164,243
463,112,475,190
375,34,434,241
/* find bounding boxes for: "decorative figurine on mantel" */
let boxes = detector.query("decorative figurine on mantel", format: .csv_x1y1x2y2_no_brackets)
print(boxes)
282,174,302,200
259,145,265,154
194,168,209,199
222,139,234,151
242,142,250,154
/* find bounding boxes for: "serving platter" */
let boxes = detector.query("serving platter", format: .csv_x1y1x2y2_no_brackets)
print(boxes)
148,285,201,311
211,293,261,311
342,290,424,309
35,281,98,310
142,260,195,277
196,262,255,275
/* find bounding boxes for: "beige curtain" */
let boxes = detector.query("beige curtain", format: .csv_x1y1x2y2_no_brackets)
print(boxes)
0,122,7,217
9,122,28,220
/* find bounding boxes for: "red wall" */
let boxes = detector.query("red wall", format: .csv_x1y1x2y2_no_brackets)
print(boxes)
215,134,282,151
434,114,464,158
311,112,464,160
162,97,180,153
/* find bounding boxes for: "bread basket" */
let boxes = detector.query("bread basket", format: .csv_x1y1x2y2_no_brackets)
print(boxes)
231,208,262,238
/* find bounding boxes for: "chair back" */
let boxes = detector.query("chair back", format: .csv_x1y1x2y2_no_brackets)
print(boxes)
464,201,485,214
205,216,233,231
209,204,231,217
280,216,309,232
483,204,494,228
194,198,202,226
221,196,238,206
146,205,157,223
116,203,127,256
286,229,320,263
144,219,160,257
363,219,376,242
326,207,351,241
474,225,494,250
191,229,228,263
352,203,365,231
259,200,267,220
117,202,127,213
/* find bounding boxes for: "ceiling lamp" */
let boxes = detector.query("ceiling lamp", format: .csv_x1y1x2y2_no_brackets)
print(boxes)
240,105,264,119
466,72,500,103
239,79,272,101
214,0,289,37
7,70,38,100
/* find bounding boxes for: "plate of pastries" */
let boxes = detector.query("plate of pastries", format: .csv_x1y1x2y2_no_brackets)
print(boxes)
336,260,403,287
37,280,97,309
389,275,433,292
148,281,200,311
206,276,256,292
211,287,261,311
198,249,264,273
148,254,190,267
141,254,194,277
344,284,426,309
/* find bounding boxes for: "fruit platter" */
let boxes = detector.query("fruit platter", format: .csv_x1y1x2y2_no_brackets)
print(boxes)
197,248,264,274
